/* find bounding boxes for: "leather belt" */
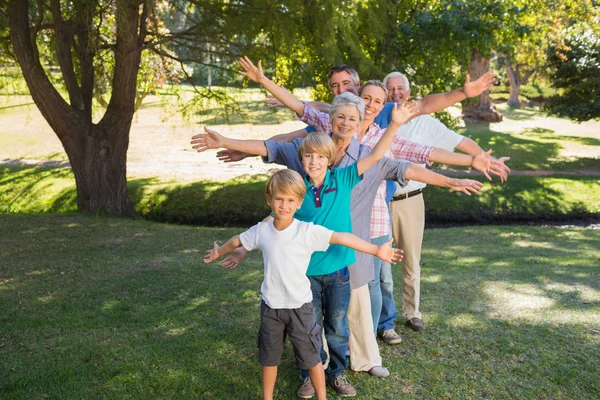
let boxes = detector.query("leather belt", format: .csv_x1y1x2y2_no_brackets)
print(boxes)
391,189,423,202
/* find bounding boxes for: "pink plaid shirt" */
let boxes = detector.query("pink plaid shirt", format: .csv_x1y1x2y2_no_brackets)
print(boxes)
301,103,434,237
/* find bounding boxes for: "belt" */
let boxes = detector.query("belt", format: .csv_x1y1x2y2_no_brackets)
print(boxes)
391,189,423,202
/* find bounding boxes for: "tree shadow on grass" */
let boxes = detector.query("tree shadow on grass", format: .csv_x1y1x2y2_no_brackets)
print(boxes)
1,216,598,399
459,127,600,171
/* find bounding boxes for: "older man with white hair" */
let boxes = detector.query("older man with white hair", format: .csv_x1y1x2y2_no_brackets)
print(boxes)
373,71,509,340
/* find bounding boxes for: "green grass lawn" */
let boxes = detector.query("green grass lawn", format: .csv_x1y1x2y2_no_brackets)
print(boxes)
1,214,599,399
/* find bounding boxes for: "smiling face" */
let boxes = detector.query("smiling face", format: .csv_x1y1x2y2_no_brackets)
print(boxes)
386,75,411,103
331,104,360,141
266,190,303,222
329,71,359,96
360,84,387,122
301,152,330,184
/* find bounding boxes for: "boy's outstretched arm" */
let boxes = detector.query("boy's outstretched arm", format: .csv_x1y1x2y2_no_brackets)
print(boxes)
238,56,305,117
356,101,418,176
204,235,243,264
191,127,268,156
330,232,403,264
405,165,483,195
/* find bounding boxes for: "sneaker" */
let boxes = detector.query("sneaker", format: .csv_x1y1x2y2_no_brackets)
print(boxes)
297,377,315,399
406,317,426,332
379,329,402,344
327,373,356,397
368,366,390,377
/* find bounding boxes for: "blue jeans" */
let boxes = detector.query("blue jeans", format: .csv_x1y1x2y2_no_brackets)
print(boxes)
300,268,351,380
368,235,397,335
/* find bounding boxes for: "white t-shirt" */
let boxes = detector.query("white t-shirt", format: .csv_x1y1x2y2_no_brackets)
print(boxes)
240,219,333,309
394,115,464,195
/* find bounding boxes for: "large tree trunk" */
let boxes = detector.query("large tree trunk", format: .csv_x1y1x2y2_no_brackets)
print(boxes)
462,49,503,123
505,59,521,108
8,0,144,217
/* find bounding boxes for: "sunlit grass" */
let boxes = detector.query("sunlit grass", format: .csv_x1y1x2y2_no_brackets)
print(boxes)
1,214,599,398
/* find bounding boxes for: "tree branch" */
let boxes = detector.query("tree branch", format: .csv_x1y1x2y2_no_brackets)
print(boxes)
50,0,84,111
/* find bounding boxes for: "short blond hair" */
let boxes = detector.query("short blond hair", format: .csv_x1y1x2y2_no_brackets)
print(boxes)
265,169,306,199
298,133,336,167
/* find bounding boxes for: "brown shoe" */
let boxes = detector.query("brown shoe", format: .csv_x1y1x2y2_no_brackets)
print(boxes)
297,377,315,399
327,373,356,397
406,317,425,332
379,328,402,344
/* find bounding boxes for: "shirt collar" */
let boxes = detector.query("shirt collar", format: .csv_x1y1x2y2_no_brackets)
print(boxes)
304,168,332,189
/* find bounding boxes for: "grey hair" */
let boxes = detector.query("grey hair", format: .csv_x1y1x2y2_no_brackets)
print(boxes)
328,64,360,86
359,80,388,99
383,71,410,89
329,92,365,123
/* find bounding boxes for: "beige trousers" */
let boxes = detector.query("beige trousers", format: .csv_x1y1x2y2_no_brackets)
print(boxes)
348,284,382,371
390,192,425,320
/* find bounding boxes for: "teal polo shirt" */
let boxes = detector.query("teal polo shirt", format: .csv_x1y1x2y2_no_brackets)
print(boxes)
294,163,362,276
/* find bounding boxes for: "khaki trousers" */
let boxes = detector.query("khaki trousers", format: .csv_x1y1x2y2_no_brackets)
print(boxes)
348,284,382,371
390,192,425,320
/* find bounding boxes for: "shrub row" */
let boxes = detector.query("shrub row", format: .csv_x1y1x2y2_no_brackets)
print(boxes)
2,165,598,227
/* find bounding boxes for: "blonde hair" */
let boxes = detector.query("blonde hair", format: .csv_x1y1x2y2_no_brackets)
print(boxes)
298,133,336,167
265,169,306,199
359,79,388,99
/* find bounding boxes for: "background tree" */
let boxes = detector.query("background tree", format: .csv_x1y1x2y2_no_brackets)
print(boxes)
544,18,600,122
2,0,397,217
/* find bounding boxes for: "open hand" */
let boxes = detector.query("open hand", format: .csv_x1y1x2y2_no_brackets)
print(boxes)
264,94,285,108
471,149,493,180
191,127,226,152
238,56,266,83
490,156,511,183
216,149,252,163
220,247,249,269
448,178,483,195
376,238,404,264
463,71,495,98
391,100,419,126
203,241,221,263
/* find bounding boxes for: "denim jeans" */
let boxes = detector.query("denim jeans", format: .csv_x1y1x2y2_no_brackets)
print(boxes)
368,235,397,335
300,267,351,380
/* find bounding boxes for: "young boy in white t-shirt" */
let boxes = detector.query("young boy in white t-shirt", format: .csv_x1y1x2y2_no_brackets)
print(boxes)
204,169,402,400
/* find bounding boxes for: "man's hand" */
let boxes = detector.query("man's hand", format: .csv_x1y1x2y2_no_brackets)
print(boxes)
448,178,483,195
489,157,511,183
376,238,404,264
238,56,266,83
220,247,249,269
203,241,221,263
391,100,419,126
470,149,493,180
463,71,495,98
216,149,252,163
191,127,226,152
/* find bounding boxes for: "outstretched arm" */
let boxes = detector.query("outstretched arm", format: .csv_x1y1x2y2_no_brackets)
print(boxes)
455,137,511,182
203,235,243,264
356,102,418,175
405,164,483,195
330,233,403,264
239,56,305,117
415,72,495,117
191,127,268,156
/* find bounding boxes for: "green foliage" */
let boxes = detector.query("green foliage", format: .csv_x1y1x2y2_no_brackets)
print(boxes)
2,165,598,225
545,21,600,121
489,84,557,100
